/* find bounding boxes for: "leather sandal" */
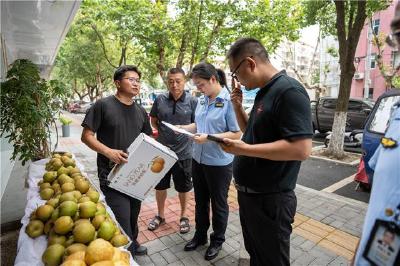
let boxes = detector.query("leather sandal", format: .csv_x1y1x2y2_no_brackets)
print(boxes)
148,215,165,231
179,217,190,234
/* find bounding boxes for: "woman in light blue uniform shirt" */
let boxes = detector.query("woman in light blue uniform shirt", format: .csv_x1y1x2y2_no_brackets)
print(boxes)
180,63,241,261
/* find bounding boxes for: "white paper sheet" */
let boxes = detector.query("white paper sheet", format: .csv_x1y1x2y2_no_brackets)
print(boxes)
161,121,195,137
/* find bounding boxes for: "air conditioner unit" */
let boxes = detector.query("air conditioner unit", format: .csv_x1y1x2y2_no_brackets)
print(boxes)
354,72,364,80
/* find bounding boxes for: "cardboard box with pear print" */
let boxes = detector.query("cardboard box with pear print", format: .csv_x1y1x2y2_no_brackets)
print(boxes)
107,133,178,201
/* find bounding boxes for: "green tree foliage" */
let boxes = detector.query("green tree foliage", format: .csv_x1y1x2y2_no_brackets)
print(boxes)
53,9,115,101
54,0,304,92
1,60,68,164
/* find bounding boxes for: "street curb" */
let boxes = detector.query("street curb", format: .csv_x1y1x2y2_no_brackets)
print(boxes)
310,146,360,166
309,155,359,166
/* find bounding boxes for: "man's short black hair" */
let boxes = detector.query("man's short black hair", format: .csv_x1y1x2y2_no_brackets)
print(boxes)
168,67,186,76
113,65,141,81
227,38,269,62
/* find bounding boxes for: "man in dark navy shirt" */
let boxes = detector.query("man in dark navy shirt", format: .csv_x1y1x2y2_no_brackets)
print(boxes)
147,68,197,234
81,65,152,257
222,38,313,266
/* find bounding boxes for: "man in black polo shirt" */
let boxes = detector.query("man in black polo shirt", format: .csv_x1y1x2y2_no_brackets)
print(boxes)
81,65,152,257
222,38,313,265
147,68,197,234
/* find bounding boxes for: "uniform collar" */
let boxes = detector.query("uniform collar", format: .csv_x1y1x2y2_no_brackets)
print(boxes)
169,91,186,102
206,86,229,102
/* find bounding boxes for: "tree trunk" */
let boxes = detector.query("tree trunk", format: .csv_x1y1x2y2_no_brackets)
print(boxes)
327,71,354,158
73,79,83,100
315,87,321,102
327,0,367,158
157,44,166,84
176,1,194,68
118,46,127,67
176,34,189,68
33,92,50,159
200,17,224,62
189,0,204,72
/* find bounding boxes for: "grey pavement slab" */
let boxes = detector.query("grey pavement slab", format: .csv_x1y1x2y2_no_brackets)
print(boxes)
295,185,367,237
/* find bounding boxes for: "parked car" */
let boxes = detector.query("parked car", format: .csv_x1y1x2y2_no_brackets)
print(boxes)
68,100,88,113
311,97,374,133
361,89,400,185
75,102,93,114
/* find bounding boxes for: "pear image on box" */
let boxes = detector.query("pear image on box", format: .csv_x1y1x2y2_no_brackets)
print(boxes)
150,156,165,173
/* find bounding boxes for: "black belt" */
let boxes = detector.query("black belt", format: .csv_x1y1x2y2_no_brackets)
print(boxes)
234,182,265,194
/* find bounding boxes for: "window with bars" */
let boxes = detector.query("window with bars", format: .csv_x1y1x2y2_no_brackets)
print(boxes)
372,19,380,35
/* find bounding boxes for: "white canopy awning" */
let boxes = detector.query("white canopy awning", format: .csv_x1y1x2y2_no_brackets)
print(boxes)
1,0,81,78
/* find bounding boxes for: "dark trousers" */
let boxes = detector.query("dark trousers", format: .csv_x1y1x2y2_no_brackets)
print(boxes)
100,184,141,252
238,190,297,266
192,160,232,245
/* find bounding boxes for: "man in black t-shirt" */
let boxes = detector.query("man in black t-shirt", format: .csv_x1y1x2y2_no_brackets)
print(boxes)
222,38,313,265
81,65,152,257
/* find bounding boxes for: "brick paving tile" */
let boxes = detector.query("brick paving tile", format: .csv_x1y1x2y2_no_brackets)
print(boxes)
319,240,354,260
299,222,330,238
294,227,323,243
325,230,359,252
307,219,336,233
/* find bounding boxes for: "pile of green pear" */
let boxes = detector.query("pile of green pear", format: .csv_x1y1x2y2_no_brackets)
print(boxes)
25,152,129,266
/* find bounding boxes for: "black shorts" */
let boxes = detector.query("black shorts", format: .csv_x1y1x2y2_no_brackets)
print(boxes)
154,159,193,192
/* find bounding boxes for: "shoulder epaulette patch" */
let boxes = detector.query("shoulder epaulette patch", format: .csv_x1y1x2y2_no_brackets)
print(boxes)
381,137,398,148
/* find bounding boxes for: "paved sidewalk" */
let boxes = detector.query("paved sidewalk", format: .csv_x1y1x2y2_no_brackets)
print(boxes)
57,118,368,265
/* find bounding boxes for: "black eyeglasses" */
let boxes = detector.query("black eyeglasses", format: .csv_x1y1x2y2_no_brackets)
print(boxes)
230,56,253,81
121,77,141,84
386,31,400,48
230,59,246,81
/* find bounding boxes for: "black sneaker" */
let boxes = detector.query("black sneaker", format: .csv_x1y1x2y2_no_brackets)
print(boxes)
129,243,148,257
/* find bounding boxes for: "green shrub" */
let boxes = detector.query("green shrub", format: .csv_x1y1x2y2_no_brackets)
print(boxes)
59,116,72,126
0,59,68,164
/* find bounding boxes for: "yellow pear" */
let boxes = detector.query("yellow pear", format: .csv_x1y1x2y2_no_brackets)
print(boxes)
110,234,129,247
79,201,97,218
40,188,55,200
86,190,100,203
42,244,65,266
85,239,114,265
25,220,44,238
61,260,86,266
48,234,67,246
91,261,114,266
62,183,75,193
75,179,90,194
54,216,74,235
73,223,95,244
65,251,86,261
65,243,87,256
36,204,54,222
40,182,52,190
